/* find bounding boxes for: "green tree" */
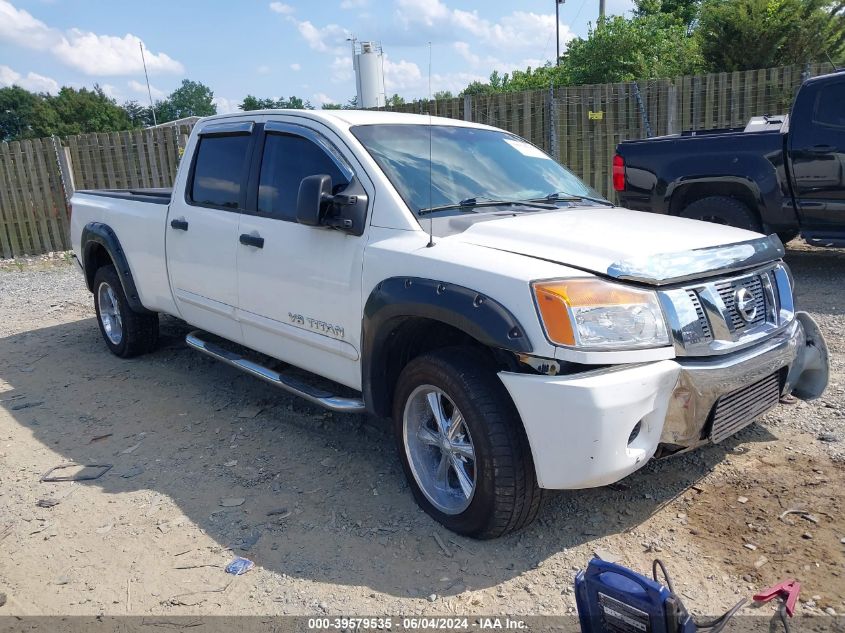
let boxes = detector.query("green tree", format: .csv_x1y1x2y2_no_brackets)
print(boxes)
0,86,51,141
239,95,314,110
561,14,704,84
433,90,454,100
635,0,702,28
698,0,845,71
40,85,131,137
386,94,405,107
321,102,344,110
156,79,216,122
122,100,153,128
240,95,279,110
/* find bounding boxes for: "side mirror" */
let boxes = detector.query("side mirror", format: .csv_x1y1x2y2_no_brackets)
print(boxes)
296,174,332,226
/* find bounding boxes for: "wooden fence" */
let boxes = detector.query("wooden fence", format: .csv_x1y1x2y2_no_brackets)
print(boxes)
0,62,836,258
0,125,190,258
390,62,832,199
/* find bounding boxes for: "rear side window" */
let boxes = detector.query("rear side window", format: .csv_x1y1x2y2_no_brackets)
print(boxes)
813,82,845,128
258,133,349,221
190,134,251,208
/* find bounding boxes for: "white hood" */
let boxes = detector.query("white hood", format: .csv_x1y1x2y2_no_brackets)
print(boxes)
451,208,781,284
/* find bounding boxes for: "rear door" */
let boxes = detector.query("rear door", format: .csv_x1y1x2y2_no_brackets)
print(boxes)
166,121,255,342
235,120,369,389
788,78,845,232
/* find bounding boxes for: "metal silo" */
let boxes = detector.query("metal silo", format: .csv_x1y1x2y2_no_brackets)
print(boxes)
352,39,386,109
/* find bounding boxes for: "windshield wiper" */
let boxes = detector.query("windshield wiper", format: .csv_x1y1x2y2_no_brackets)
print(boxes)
419,196,557,216
530,191,613,206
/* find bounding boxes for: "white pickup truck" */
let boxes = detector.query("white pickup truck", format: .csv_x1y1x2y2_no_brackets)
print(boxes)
70,110,829,538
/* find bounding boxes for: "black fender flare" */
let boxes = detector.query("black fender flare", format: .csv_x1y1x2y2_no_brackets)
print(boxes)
80,222,151,314
361,277,532,417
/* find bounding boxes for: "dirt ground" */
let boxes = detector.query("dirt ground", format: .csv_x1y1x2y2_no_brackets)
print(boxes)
0,243,843,618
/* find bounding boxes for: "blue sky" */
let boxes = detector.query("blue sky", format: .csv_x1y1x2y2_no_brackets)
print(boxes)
0,0,635,112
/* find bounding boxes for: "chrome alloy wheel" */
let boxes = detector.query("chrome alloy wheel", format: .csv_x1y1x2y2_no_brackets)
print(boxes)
403,385,476,515
97,281,123,345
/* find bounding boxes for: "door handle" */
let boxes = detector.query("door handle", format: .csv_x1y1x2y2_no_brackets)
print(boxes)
239,233,264,249
170,218,189,231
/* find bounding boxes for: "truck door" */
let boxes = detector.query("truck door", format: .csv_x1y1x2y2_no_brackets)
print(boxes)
788,77,845,234
166,121,255,343
235,121,369,390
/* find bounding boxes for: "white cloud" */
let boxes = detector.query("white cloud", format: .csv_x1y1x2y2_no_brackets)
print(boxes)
289,63,301,71
269,1,295,14
296,20,349,55
312,91,338,106
453,41,480,66
213,96,239,114
330,56,353,84
0,0,183,76
340,0,368,8
394,0,574,52
382,56,422,94
100,83,123,101
0,64,59,93
127,78,164,99
257,64,271,75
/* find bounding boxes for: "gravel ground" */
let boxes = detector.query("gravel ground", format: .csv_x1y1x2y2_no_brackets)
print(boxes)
0,244,843,619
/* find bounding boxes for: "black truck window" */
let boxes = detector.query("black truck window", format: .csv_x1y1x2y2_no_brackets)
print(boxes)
190,135,251,209
257,133,349,221
814,82,845,128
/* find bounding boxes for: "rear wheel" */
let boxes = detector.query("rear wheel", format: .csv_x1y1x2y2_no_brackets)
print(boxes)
93,265,159,358
393,347,542,539
680,195,762,232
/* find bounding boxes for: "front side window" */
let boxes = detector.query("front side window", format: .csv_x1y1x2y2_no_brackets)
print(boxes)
190,134,251,208
258,133,349,220
351,124,602,217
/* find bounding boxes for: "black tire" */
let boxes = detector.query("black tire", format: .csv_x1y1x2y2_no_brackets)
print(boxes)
93,264,159,358
777,230,799,245
679,195,762,232
392,347,542,539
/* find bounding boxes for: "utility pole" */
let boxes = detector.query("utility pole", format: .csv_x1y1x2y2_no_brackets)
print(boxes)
599,0,606,22
555,0,564,66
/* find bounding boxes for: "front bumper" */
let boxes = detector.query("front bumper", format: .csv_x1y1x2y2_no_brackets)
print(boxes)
498,312,829,490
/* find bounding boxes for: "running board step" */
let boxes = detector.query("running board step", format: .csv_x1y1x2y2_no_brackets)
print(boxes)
185,330,366,414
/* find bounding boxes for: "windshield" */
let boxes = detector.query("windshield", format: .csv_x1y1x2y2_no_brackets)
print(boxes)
351,124,604,216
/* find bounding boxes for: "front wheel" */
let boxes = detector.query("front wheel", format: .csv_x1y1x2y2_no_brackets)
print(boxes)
392,347,542,539
93,265,159,358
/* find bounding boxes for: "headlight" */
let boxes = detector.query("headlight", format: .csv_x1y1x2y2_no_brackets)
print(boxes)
532,278,670,349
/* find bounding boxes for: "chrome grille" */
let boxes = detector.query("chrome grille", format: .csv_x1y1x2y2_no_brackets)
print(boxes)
715,275,767,330
686,289,712,340
709,372,780,443
659,263,794,357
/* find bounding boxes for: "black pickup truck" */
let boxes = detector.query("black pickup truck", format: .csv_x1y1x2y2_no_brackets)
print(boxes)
615,70,845,247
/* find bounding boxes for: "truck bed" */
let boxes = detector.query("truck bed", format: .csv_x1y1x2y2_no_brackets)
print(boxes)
75,188,172,205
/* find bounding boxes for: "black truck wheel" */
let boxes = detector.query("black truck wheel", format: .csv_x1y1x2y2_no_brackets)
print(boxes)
392,347,542,539
777,230,799,245
680,196,762,233
93,264,159,358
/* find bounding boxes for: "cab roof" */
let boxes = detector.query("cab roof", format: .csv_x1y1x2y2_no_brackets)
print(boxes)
195,108,499,132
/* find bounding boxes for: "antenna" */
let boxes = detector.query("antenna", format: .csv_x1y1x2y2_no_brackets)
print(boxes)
139,42,157,127
426,41,435,248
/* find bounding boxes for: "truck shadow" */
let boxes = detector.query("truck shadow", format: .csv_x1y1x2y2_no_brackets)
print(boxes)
0,314,780,601
784,244,845,318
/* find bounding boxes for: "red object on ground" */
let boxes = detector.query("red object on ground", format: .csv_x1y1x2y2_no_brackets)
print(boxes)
753,579,801,617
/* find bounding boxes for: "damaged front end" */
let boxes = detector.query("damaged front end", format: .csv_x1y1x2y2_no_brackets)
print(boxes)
657,310,829,457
